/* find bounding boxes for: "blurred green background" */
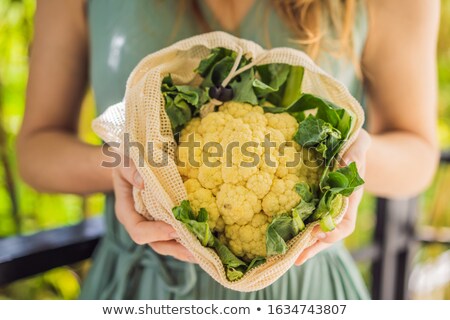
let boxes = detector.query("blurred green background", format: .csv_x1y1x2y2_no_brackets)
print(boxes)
0,0,449,299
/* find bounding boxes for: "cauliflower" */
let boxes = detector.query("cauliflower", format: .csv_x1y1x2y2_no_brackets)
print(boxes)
177,126,203,179
184,179,220,231
246,172,273,199
265,112,299,140
216,184,261,225
176,101,320,260
219,101,253,118
262,174,301,216
198,112,233,142
164,54,364,283
299,148,324,187
223,212,269,261
198,164,223,190
276,143,302,178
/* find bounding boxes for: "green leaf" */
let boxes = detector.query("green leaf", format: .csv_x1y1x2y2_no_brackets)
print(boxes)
202,56,236,88
323,133,344,161
329,194,344,218
294,115,341,149
172,201,214,247
185,220,215,247
262,104,291,114
268,215,295,241
164,96,192,130
200,48,252,89
293,94,353,139
213,238,247,269
294,182,315,202
173,200,257,281
252,79,278,95
326,171,349,189
197,207,208,222
292,200,316,222
310,162,363,227
196,47,235,77
337,109,353,140
266,215,296,256
292,182,317,227
229,68,258,105
162,75,208,132
161,74,174,89
253,64,291,96
281,66,304,108
173,86,209,110
291,93,342,126
172,200,195,222
291,111,306,122
173,86,200,106
311,190,334,220
286,93,331,113
257,64,290,86
292,210,306,234
266,224,288,256
316,102,341,128
246,256,266,271
323,162,364,196
320,213,336,232
226,268,245,281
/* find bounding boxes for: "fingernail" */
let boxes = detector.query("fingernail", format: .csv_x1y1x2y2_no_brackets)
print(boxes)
134,171,144,189
295,259,304,266
169,231,178,239
316,232,327,240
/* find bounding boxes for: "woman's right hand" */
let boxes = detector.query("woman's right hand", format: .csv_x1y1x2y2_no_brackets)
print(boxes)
112,157,196,263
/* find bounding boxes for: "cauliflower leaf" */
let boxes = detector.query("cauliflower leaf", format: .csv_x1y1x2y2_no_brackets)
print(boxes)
173,200,266,281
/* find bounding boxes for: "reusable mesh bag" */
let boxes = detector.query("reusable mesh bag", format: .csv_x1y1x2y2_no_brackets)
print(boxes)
92,31,364,292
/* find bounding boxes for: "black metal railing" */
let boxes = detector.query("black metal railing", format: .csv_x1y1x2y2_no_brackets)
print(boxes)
0,152,449,299
0,217,104,285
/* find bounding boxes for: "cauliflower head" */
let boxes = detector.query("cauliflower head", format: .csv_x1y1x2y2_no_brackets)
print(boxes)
176,101,321,259
223,212,269,261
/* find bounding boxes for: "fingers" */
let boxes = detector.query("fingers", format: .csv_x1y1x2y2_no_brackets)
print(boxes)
113,165,178,244
123,219,178,245
342,129,371,175
311,186,362,243
344,129,371,161
118,157,144,190
295,132,370,267
297,203,356,266
295,240,332,266
112,156,194,263
150,240,197,263
296,186,363,265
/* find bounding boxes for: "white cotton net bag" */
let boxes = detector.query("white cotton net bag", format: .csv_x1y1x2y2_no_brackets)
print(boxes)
92,31,364,292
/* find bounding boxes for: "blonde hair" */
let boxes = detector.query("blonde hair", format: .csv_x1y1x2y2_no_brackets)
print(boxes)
270,0,357,60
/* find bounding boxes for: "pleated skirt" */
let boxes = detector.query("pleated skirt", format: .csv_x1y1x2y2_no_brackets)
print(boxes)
79,195,370,300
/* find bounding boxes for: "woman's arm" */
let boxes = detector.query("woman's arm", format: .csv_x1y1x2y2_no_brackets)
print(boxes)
363,0,440,198
17,0,113,195
17,0,191,261
297,0,441,263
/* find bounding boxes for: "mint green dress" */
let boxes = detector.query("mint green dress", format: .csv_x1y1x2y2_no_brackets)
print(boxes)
80,0,370,299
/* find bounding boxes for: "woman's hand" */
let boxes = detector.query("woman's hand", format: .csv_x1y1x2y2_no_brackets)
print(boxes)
295,129,371,266
112,157,196,263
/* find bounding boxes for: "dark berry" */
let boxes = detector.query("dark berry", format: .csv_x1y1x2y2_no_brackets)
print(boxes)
218,85,234,102
209,86,222,100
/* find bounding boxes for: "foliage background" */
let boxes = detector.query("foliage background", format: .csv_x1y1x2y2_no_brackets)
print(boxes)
0,0,448,299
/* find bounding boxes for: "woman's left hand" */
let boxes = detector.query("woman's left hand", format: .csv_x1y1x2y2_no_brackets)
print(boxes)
295,129,371,266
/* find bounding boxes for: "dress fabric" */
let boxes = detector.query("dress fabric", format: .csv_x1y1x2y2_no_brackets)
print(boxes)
80,0,370,300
